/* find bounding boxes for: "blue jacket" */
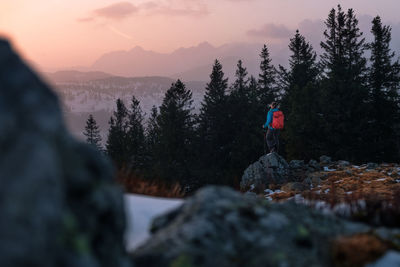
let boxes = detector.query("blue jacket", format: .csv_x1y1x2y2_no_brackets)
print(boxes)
264,108,279,130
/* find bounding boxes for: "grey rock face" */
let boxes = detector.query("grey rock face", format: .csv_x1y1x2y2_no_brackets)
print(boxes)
0,40,131,267
289,160,305,169
308,159,321,171
240,152,290,190
132,186,368,267
319,155,332,164
367,162,379,169
338,160,351,168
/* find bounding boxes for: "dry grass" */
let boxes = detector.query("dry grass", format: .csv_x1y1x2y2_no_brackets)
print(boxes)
116,170,185,198
268,164,400,227
332,233,391,267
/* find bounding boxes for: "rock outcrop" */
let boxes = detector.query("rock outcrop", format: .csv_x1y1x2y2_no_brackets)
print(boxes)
0,40,131,267
240,152,290,190
240,153,326,191
131,186,370,267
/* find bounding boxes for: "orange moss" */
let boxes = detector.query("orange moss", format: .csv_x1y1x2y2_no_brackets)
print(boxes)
271,191,295,200
332,233,391,267
274,165,400,204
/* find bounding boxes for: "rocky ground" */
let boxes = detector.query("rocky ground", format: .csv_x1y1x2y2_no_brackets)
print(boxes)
243,154,400,227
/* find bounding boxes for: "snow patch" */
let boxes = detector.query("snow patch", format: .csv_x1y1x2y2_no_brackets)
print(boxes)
124,194,183,252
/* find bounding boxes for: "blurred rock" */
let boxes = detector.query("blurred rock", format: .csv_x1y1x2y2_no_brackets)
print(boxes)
320,155,332,165
132,186,369,267
289,160,305,169
0,39,131,267
338,160,351,168
367,162,379,169
308,159,321,171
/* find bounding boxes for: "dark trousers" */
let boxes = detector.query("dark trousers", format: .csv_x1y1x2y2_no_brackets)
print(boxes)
266,128,280,153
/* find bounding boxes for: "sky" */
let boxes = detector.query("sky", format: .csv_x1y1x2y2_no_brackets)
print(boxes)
1,0,399,70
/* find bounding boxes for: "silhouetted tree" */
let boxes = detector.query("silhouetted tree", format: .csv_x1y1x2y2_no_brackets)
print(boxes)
126,95,146,171
365,16,400,161
154,80,195,186
197,60,230,185
106,99,129,168
83,114,102,151
226,62,261,181
231,60,249,94
258,44,277,104
279,30,322,160
145,106,160,170
320,5,369,162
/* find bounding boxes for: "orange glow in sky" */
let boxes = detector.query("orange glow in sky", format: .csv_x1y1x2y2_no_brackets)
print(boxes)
1,0,399,70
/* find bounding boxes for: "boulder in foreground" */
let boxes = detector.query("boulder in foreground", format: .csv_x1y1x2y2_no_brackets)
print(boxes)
131,186,370,267
0,39,131,267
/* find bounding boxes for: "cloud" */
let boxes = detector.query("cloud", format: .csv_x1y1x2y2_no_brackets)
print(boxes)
142,0,209,17
93,2,138,20
87,1,208,21
247,23,293,39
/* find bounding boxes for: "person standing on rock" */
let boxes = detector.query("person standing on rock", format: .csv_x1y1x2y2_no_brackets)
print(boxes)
263,102,284,153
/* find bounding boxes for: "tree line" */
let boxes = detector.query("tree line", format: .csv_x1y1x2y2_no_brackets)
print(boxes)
84,6,400,190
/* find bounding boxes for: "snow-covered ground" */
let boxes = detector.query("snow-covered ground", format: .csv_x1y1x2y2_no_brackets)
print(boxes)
124,194,184,252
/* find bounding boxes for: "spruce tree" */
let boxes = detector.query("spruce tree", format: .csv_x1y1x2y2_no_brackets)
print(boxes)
106,99,129,168
126,95,146,171
197,60,229,185
279,30,322,160
231,60,249,94
258,44,276,104
365,16,400,161
320,5,369,161
155,80,195,186
144,106,160,178
226,61,261,179
83,114,102,151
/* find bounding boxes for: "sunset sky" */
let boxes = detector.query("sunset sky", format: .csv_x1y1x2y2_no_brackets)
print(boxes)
1,0,399,70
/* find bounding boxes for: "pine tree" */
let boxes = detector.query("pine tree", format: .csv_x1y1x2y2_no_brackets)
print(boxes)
280,30,319,111
258,44,276,104
126,95,146,171
365,16,400,161
83,114,102,151
155,80,195,186
197,60,229,185
279,30,322,160
106,99,129,168
231,60,249,95
226,61,261,179
146,106,159,156
320,5,369,162
144,106,160,178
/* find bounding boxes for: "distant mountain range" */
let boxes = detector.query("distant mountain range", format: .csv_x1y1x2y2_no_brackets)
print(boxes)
86,42,290,81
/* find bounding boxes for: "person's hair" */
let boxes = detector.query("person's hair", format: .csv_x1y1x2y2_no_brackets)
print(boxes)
270,102,278,108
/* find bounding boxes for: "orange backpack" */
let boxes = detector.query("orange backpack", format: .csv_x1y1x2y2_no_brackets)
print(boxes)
272,111,284,129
